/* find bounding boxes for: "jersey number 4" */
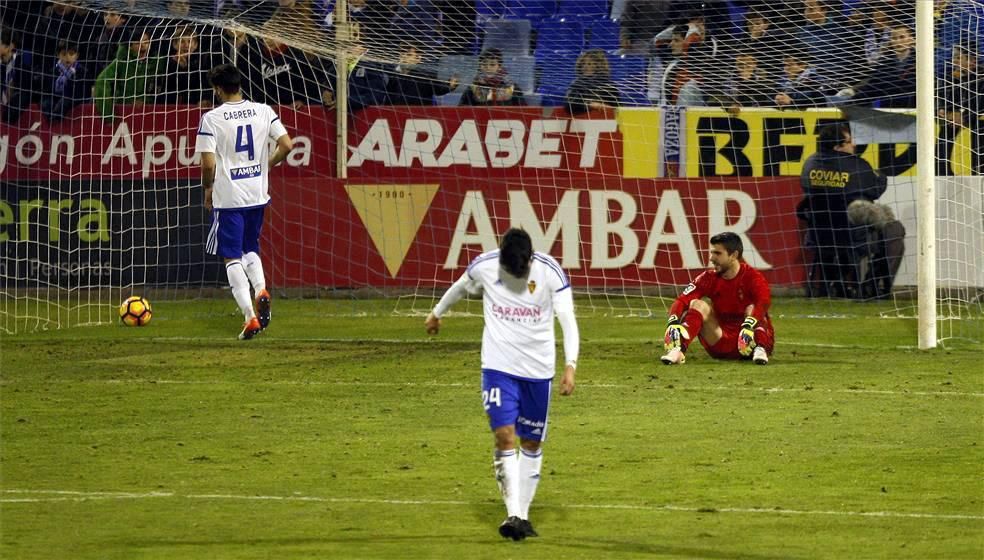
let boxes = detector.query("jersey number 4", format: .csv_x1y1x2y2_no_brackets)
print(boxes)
235,124,255,161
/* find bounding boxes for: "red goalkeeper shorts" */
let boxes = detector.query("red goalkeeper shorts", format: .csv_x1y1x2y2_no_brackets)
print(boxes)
700,324,775,360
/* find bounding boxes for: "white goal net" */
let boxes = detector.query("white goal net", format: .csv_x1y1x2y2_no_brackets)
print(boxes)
0,0,980,345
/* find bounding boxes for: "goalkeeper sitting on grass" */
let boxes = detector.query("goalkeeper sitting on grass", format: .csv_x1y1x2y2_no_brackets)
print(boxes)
661,232,775,365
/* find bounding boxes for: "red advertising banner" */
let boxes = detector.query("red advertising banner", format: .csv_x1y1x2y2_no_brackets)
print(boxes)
2,105,808,288
342,106,624,181
0,104,335,181
264,176,806,288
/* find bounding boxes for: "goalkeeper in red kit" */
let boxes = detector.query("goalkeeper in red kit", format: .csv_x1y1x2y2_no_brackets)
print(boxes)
661,232,774,365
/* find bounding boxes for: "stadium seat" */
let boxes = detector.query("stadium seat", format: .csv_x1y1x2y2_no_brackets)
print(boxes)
586,18,620,51
608,52,650,107
535,50,578,106
482,19,533,58
556,0,609,19
501,0,557,23
477,0,504,20
533,18,584,57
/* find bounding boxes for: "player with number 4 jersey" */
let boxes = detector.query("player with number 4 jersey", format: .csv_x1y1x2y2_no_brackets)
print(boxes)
425,228,579,541
195,64,293,340
661,231,775,366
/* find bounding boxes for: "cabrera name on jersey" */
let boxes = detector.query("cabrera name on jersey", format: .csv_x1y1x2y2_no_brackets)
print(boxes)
195,100,288,209
465,250,574,380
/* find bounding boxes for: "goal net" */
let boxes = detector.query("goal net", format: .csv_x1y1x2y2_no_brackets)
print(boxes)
0,0,980,345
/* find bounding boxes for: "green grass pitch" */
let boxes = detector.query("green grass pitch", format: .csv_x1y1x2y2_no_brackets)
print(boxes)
1,298,982,559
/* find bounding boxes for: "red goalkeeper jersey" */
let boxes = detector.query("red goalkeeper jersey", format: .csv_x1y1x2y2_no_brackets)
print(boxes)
669,262,773,329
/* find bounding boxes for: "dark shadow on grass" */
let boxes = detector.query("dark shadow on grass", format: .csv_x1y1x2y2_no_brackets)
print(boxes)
120,535,804,559
534,537,806,560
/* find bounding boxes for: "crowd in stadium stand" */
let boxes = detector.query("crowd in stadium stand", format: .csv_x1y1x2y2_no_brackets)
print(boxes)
0,0,981,124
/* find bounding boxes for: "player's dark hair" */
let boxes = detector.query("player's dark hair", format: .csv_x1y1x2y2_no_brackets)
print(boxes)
818,122,851,152
208,63,241,94
499,228,534,278
710,232,743,259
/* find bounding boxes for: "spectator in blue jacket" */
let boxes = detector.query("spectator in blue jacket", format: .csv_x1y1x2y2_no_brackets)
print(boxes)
42,41,88,122
845,23,916,108
774,49,828,108
1,29,37,124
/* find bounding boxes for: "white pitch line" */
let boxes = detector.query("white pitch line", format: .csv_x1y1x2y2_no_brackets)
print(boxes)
143,336,941,352
4,377,979,398
689,385,984,398
2,489,981,521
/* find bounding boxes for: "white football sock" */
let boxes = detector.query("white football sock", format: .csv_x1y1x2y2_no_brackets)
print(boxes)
493,449,520,518
242,251,267,293
226,260,255,320
518,448,542,520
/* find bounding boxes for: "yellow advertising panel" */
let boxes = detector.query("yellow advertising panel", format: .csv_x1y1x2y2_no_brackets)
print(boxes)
617,108,662,179
681,108,979,178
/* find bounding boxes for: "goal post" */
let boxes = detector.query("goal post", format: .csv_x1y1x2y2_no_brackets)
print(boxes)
916,0,936,349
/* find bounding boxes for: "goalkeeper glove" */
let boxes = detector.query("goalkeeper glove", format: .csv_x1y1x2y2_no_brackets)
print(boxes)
738,316,758,357
664,314,689,352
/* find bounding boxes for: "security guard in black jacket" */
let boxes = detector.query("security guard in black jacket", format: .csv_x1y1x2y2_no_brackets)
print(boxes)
799,123,903,299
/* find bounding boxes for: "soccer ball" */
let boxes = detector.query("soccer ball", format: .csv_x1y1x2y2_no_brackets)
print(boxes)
119,296,153,327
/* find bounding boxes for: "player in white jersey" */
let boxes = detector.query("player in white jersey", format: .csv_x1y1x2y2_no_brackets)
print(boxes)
425,228,579,541
195,64,293,340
